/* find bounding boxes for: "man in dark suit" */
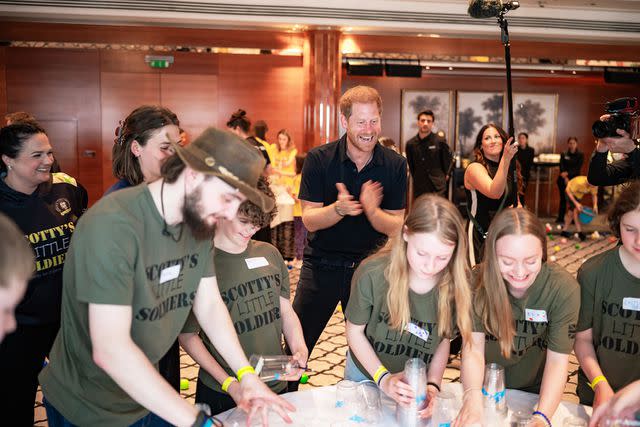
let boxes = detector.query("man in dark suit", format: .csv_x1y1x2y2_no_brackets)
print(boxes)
405,110,453,199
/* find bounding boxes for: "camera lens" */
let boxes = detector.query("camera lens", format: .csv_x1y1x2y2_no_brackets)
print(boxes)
592,120,610,139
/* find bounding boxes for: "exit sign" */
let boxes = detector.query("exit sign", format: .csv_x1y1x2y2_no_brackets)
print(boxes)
144,55,174,69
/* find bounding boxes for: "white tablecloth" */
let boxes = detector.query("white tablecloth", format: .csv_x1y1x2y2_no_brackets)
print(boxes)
218,382,592,426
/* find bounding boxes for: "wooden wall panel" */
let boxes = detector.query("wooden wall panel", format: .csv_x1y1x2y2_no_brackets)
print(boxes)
218,54,304,151
0,47,6,121
38,119,79,179
101,50,219,75
160,74,218,142
100,72,160,192
5,48,101,203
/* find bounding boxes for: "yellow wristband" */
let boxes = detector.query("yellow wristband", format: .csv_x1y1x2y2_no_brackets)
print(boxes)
373,365,389,384
236,365,256,382
221,376,238,392
589,375,607,390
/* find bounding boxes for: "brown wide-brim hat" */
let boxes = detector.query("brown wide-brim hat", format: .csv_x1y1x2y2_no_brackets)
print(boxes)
174,127,274,213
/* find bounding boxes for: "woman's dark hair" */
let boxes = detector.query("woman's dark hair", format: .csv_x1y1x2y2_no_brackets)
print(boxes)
0,122,47,173
111,105,179,185
472,123,524,196
226,109,251,133
608,180,640,238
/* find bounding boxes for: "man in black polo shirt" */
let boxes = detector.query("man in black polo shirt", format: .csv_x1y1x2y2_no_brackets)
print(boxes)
293,85,407,362
405,110,452,199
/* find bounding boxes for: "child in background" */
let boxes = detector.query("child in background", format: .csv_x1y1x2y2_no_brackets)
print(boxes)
291,154,306,269
562,175,598,241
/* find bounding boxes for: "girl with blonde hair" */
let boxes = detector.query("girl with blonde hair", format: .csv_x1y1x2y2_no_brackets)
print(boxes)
456,208,580,427
345,194,476,419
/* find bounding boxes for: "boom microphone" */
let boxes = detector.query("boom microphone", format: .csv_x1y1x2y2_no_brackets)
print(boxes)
468,0,520,19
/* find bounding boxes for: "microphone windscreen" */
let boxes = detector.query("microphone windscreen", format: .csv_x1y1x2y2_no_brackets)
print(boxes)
468,0,503,18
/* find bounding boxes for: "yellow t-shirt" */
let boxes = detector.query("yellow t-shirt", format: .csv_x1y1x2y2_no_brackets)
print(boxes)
272,148,297,188
567,176,597,200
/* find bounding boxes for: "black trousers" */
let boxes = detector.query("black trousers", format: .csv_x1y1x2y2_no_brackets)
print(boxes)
557,176,568,219
289,258,357,390
0,322,59,427
158,339,181,391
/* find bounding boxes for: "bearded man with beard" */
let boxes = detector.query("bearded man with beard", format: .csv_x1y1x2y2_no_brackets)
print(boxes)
290,86,407,390
39,128,295,427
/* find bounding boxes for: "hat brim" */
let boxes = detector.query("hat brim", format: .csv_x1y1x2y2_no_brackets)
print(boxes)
174,146,274,213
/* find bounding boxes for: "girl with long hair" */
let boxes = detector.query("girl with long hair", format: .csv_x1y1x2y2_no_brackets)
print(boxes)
272,129,297,188
574,180,640,412
345,194,476,420
457,208,580,427
464,123,522,266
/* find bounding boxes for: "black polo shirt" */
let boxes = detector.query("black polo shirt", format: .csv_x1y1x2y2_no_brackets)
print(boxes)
299,134,407,262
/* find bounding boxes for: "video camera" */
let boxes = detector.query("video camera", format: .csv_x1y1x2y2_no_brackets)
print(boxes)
592,97,639,139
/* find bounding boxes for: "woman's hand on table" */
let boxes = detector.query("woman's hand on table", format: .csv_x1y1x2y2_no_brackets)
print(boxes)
282,351,308,381
453,389,483,427
590,380,640,427
527,417,548,427
418,383,440,419
593,381,615,412
380,372,415,406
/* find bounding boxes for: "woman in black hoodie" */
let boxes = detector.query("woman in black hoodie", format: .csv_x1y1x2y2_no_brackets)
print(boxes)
0,122,87,426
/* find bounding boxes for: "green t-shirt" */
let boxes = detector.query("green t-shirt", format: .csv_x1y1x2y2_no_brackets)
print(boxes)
191,241,291,394
474,263,580,393
576,248,640,404
345,254,446,378
39,185,215,427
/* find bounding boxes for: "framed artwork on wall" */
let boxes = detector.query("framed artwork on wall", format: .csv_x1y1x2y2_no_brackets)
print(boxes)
455,91,505,159
400,90,454,153
513,93,559,154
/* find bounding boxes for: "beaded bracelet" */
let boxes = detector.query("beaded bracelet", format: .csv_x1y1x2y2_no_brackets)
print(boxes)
376,371,390,387
427,382,441,392
532,410,552,427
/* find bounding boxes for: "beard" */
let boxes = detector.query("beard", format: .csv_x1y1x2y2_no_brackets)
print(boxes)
182,186,216,241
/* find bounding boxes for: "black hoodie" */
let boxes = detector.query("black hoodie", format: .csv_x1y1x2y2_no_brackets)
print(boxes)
0,173,87,325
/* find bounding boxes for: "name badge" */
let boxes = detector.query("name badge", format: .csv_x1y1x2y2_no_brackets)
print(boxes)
405,322,430,342
623,297,640,312
245,257,269,269
159,265,181,284
525,309,548,323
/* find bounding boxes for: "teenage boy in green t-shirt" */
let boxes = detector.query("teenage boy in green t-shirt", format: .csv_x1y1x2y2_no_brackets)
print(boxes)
575,180,640,412
180,176,307,415
39,128,294,427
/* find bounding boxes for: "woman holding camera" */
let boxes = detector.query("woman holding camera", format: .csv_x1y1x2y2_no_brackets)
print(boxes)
464,123,521,266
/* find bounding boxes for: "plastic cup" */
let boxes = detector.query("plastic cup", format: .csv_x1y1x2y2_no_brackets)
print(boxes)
483,363,506,415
